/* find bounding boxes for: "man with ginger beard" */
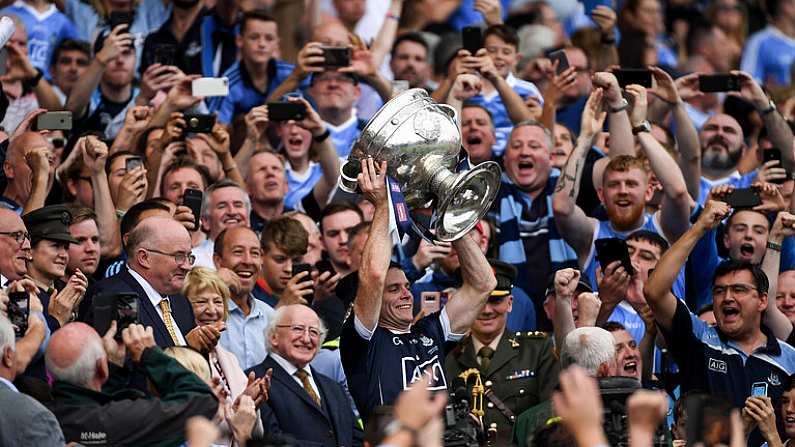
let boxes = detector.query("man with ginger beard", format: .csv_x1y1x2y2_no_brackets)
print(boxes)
444,260,558,445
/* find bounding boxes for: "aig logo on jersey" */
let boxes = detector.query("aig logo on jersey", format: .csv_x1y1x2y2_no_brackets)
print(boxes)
708,358,727,374
401,355,447,391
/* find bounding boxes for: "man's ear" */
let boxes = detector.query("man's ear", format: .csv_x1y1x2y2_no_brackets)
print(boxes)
3,159,13,180
97,357,109,384
759,292,768,313
2,345,14,370
65,179,79,198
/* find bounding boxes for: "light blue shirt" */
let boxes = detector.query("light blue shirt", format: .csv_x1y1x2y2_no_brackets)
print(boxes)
326,112,361,160
741,25,795,86
285,161,324,209
220,295,274,370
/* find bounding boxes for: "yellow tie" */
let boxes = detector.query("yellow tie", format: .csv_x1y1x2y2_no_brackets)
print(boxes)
295,369,321,407
158,299,180,345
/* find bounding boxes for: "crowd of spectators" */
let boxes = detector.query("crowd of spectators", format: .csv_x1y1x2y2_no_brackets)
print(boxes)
1,0,795,445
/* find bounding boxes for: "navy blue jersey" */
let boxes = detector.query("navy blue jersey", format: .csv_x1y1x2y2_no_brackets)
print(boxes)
340,309,463,421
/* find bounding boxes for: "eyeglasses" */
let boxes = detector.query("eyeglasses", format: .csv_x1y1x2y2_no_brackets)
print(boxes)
712,283,757,298
276,324,324,339
0,231,30,245
142,248,196,265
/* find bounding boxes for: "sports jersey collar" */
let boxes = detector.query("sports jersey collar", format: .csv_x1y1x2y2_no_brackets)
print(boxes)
769,25,795,46
324,110,358,133
715,322,781,356
14,1,58,20
239,58,278,93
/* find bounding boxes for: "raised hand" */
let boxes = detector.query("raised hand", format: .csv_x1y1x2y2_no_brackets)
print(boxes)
697,199,732,231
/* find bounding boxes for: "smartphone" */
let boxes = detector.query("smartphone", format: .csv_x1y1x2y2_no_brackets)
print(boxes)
724,188,761,208
153,44,176,66
108,11,133,30
183,188,203,230
292,263,314,304
698,74,741,93
0,48,7,77
183,114,215,133
94,292,139,340
752,382,768,397
763,148,784,184
594,238,635,276
548,49,569,74
316,258,336,276
267,102,307,121
321,46,351,68
115,293,138,340
34,111,72,131
613,69,653,88
7,291,29,337
421,291,441,314
125,155,143,171
583,0,614,15
462,26,482,55
191,77,229,97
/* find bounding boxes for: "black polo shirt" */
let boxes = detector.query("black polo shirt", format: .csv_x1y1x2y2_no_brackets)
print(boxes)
139,8,207,76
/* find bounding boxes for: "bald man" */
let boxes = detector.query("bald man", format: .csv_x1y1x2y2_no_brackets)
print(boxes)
45,322,218,445
87,217,198,348
0,208,31,285
1,132,53,214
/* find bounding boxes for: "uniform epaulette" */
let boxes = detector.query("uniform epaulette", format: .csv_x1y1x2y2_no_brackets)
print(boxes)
516,331,547,338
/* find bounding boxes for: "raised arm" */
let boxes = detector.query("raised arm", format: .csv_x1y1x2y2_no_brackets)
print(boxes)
354,159,391,331
266,42,324,103
290,96,341,206
552,88,605,265
762,211,795,339
552,268,580,351
644,199,731,331
82,136,122,258
734,71,795,172
651,68,702,201
476,50,532,124
625,84,691,240
369,0,404,67
443,231,496,333
592,72,634,157
445,74,482,125
66,25,133,118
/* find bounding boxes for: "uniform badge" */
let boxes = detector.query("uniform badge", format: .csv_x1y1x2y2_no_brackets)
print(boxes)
506,370,534,380
510,338,519,348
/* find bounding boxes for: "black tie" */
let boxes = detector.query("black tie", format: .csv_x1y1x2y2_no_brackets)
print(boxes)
478,346,495,372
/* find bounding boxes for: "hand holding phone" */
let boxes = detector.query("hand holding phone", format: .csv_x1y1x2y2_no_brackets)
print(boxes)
462,27,482,55
267,102,307,121
183,114,215,133
724,188,761,208
613,69,653,88
8,291,29,337
698,74,741,93
33,111,72,131
594,238,635,276
125,155,143,172
183,188,203,230
320,47,351,68
192,77,229,97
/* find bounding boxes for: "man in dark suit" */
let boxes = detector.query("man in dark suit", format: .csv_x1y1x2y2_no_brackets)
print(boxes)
247,304,359,447
87,216,202,348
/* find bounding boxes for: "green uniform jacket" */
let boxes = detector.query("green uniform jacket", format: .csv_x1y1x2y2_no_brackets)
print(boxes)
444,330,560,446
48,347,219,447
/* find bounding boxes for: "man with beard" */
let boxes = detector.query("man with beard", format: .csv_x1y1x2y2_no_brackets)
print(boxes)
444,260,558,445
644,199,795,447
389,33,432,91
66,24,138,140
693,72,794,205
213,226,274,370
553,86,691,296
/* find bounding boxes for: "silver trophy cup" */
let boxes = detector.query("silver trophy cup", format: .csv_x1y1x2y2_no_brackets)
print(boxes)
338,89,501,242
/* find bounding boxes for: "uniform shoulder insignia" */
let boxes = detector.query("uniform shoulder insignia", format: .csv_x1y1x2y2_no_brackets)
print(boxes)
522,331,548,338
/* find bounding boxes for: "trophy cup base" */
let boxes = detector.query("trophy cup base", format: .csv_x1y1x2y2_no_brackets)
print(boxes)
434,161,501,242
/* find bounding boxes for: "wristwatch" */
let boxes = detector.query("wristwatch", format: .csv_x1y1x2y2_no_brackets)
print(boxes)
759,99,777,117
609,97,629,113
313,127,330,143
23,68,43,90
632,120,652,135
768,241,782,252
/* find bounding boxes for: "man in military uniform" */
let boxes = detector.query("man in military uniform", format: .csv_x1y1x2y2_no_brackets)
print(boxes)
444,259,559,445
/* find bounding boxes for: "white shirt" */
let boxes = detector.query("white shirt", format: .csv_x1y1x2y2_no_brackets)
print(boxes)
0,376,18,392
270,352,321,400
192,239,215,270
127,266,187,346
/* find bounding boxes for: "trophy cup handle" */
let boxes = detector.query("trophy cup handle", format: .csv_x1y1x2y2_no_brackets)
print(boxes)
338,160,361,193
433,161,501,242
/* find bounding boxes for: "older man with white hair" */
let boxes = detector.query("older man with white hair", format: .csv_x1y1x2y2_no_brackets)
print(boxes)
246,304,359,446
513,326,618,446
0,314,62,446
193,179,253,269
45,322,218,445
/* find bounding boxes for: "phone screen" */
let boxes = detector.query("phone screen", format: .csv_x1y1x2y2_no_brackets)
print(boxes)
594,238,635,276
724,188,761,208
8,291,29,337
752,382,768,397
115,293,138,339
421,291,441,314
613,69,653,88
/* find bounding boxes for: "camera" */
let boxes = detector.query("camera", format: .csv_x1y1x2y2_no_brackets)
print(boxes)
599,377,667,447
443,383,484,447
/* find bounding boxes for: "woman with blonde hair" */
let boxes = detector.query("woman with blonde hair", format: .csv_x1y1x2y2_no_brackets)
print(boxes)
182,267,271,445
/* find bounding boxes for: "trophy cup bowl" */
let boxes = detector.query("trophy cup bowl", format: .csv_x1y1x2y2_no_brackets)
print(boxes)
338,89,501,242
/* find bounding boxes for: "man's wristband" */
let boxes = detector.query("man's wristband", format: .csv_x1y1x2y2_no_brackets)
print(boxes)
313,127,330,143
608,98,628,113
759,99,777,117
768,241,782,252
23,68,43,89
383,420,419,440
